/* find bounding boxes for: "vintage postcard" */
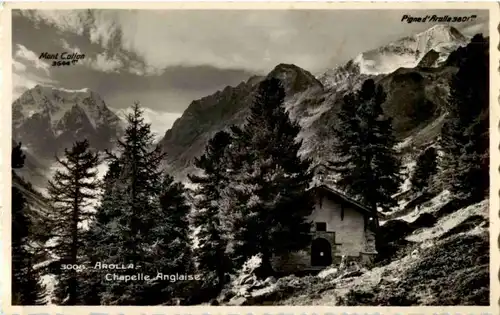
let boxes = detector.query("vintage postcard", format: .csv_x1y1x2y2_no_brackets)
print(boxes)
1,2,499,314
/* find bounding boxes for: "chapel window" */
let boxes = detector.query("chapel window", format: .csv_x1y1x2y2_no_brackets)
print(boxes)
316,222,327,231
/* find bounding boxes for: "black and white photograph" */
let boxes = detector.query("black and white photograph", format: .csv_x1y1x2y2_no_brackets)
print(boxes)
6,4,495,308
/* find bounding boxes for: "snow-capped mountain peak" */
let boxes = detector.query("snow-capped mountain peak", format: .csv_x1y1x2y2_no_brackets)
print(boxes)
358,24,468,74
13,84,105,129
414,24,466,47
12,85,123,159
319,24,469,88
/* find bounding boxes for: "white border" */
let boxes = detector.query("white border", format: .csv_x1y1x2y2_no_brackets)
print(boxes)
1,2,498,314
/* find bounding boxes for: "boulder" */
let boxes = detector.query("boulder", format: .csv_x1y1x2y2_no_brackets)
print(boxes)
318,267,338,279
410,249,419,259
209,299,219,305
341,270,364,279
410,213,436,228
240,274,257,286
263,276,277,285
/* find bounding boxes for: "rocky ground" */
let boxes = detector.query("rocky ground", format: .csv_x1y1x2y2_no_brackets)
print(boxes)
217,193,489,306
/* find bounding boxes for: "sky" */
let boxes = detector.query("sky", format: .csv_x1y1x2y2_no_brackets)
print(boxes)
12,9,488,131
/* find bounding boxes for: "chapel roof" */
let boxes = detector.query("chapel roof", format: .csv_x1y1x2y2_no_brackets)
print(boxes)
309,184,373,216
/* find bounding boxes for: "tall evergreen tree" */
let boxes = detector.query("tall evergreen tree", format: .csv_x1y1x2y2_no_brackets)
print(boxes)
330,79,402,220
90,103,193,305
144,174,194,304
46,139,99,305
79,158,123,305
410,146,438,193
440,34,489,202
12,142,26,168
188,130,233,292
11,142,47,305
225,78,314,275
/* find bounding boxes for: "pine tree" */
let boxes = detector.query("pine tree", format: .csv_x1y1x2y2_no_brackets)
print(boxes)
410,146,438,193
11,142,47,305
330,79,402,219
440,34,489,202
143,174,194,304
90,102,193,305
79,158,123,305
12,142,26,168
226,78,314,275
94,102,164,305
188,130,233,292
47,139,99,305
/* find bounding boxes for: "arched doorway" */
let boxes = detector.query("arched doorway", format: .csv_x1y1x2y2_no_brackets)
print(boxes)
311,238,332,267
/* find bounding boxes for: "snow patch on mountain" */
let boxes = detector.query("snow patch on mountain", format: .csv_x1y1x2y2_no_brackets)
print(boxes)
405,199,488,242
299,102,332,129
354,52,416,75
51,87,91,93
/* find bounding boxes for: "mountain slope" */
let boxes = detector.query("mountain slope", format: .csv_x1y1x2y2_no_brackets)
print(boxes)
159,64,323,178
159,25,470,180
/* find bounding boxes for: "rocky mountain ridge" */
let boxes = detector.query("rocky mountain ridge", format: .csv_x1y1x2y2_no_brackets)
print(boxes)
159,25,469,180
158,64,325,177
12,24,470,185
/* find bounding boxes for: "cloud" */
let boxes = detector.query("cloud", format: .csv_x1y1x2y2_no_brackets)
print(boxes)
88,10,121,47
20,10,129,74
459,22,488,37
18,10,89,35
141,108,182,140
60,38,124,73
13,8,492,113
12,72,57,100
12,44,58,99
13,60,27,72
18,9,491,75
90,52,124,73
14,44,51,75
60,38,82,53
13,73,38,91
111,10,307,73
127,61,165,76
113,106,181,140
